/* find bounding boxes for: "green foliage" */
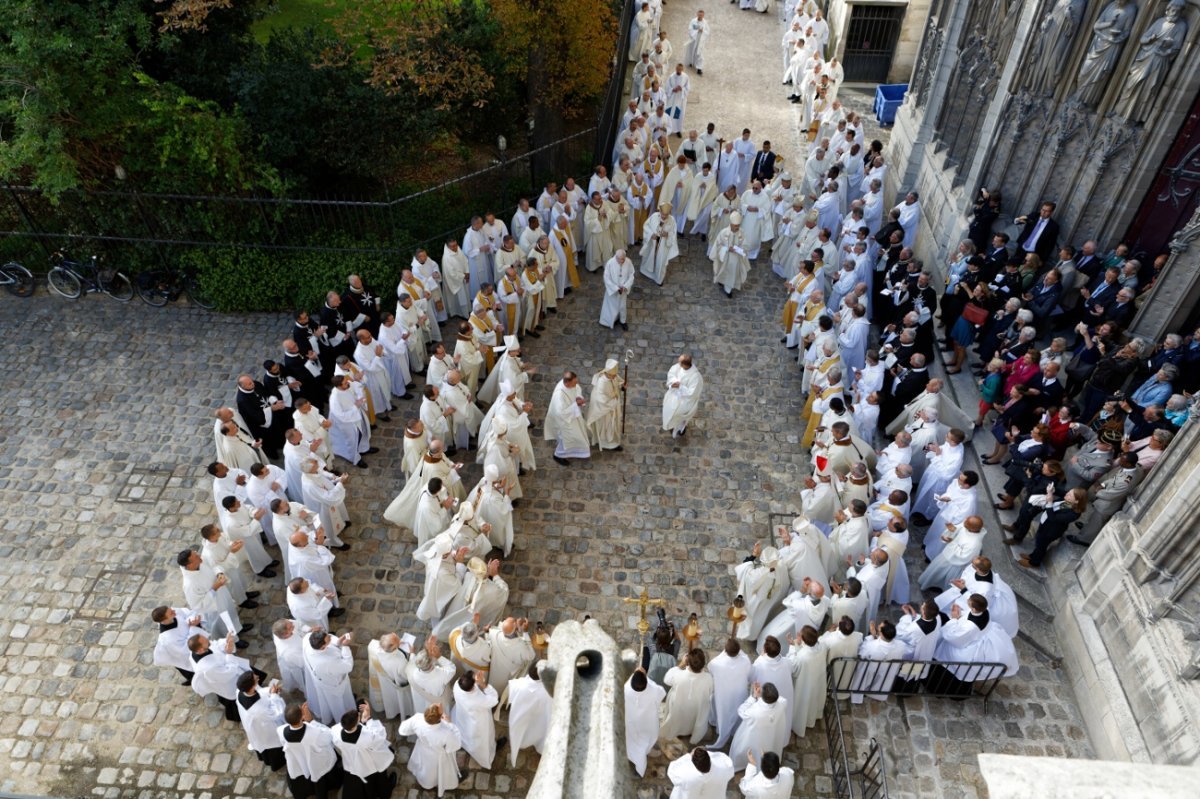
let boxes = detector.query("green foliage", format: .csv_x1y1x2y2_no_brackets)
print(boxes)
184,237,405,313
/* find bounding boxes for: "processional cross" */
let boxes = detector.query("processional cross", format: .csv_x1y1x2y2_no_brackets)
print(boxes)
622,587,666,635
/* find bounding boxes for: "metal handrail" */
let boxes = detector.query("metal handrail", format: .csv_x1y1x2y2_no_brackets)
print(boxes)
828,656,1008,712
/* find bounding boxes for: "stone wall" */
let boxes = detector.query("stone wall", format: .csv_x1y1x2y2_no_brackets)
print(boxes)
888,0,1200,290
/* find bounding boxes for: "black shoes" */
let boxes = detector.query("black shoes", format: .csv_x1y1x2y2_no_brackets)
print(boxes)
553,456,569,466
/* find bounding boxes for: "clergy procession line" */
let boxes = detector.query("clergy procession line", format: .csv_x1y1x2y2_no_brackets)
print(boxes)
151,124,726,798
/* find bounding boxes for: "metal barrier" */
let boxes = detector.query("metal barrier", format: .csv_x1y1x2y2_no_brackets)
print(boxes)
828,656,1008,712
824,689,892,799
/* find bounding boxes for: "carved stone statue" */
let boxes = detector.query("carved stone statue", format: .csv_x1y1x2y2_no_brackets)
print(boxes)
1073,0,1138,107
1114,0,1189,122
1026,0,1089,96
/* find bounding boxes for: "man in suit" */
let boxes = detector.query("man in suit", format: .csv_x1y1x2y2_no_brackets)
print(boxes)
1068,454,1144,546
1024,269,1063,332
1065,426,1119,490
982,233,1010,281
1028,362,1065,412
750,140,777,185
1078,266,1121,327
1073,240,1102,281
1101,288,1137,329
1015,201,1060,263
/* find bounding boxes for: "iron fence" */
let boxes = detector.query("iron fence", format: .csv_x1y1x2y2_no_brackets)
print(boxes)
593,0,637,171
0,128,596,271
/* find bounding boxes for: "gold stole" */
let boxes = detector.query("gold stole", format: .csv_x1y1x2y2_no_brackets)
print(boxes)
500,277,519,332
555,230,581,287
523,267,543,326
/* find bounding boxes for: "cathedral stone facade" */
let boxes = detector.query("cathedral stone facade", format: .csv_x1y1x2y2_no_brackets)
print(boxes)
889,0,1200,768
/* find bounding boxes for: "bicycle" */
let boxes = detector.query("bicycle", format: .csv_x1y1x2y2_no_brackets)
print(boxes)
0,260,35,297
135,263,216,309
46,251,134,301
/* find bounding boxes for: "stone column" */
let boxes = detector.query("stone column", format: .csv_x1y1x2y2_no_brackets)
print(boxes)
1130,204,1200,340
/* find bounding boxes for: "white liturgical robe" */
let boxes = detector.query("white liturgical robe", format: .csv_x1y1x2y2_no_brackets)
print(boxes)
624,676,665,776
507,674,552,766
661,666,714,742
452,682,499,768
662,363,704,431
398,713,462,796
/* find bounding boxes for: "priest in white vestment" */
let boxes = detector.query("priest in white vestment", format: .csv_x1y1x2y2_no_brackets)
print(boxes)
729,683,789,771
751,636,795,720
599,250,635,329
271,620,308,694
757,578,828,658
933,595,1019,681
353,330,393,421
303,631,355,725
820,618,864,697
236,673,287,770
434,557,509,637
685,10,710,72
407,643,457,715
484,617,534,696
711,213,751,296
398,704,462,796
288,531,340,607
216,422,267,471
440,240,471,319
893,192,921,249
850,620,910,703
478,336,534,406
708,639,752,748
177,549,242,637
328,375,372,468
935,558,1019,638
383,441,464,529
910,431,966,519
624,669,665,776
640,203,680,285
587,358,625,450
507,663,552,766
920,516,987,590
151,605,203,682
922,472,979,559
739,751,796,797
451,671,499,768
787,625,828,734
300,460,348,546
330,708,396,794
442,370,484,452
733,544,788,642
739,182,774,260
663,354,704,436
661,649,714,743
287,577,334,632
545,371,592,463
668,748,735,797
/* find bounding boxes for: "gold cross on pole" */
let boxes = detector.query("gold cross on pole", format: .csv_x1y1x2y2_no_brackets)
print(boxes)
622,587,666,636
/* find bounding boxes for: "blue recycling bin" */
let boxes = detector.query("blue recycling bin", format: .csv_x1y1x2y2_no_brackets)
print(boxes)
874,84,908,126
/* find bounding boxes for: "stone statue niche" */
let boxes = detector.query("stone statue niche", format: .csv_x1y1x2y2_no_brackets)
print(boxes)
1114,0,1189,123
1025,0,1089,97
1073,0,1139,107
527,619,640,799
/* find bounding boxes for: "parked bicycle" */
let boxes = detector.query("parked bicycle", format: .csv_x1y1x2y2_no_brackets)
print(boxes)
46,251,133,301
135,263,216,309
0,260,35,297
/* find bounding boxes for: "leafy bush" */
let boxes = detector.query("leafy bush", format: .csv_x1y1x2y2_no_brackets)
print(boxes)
183,235,407,314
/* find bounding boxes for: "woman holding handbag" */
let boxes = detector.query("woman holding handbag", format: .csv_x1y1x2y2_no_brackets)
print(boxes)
946,284,993,374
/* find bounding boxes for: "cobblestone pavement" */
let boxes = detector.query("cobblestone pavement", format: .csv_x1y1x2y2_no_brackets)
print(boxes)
0,8,1090,799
